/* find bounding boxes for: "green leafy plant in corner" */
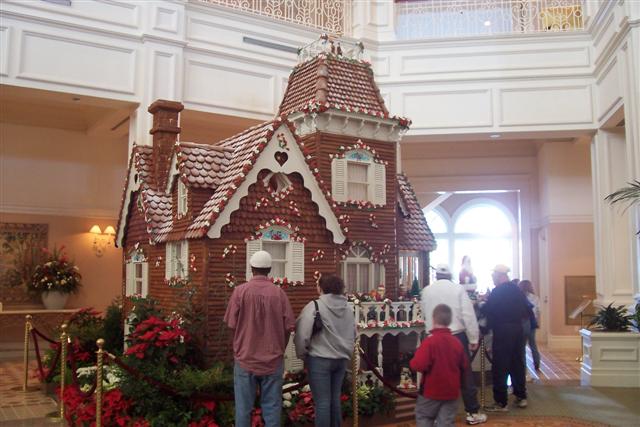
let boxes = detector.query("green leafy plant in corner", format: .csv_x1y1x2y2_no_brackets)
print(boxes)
588,302,633,332
605,179,640,234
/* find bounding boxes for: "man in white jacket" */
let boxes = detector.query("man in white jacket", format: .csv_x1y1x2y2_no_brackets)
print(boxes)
420,264,487,425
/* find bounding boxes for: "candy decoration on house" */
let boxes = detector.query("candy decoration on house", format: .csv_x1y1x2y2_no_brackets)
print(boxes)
115,35,436,360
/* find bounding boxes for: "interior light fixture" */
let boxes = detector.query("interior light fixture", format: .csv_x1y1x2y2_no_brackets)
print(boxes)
90,225,115,257
484,20,492,26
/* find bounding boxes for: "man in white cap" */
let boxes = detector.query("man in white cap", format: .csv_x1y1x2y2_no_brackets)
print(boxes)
482,264,530,412
420,264,487,425
224,250,295,427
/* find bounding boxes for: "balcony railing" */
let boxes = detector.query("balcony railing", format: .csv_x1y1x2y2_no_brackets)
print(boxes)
196,0,351,36
396,0,585,40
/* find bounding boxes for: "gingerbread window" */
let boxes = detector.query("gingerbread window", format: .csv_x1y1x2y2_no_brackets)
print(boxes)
339,245,385,293
177,180,188,216
125,248,148,297
331,150,386,205
245,227,304,282
165,240,189,279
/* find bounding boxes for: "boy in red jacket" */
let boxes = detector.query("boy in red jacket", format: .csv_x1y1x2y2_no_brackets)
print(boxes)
410,304,468,426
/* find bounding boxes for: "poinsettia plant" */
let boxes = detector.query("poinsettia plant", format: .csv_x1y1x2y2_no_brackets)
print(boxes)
29,245,81,295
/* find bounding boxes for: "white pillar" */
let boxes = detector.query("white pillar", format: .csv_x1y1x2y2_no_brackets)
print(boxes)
591,130,638,306
376,334,384,377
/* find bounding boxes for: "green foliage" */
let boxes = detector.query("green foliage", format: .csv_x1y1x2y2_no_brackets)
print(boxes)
127,295,162,332
170,363,233,398
340,377,395,419
410,278,421,298
103,298,124,355
588,302,633,332
633,303,640,332
605,180,640,210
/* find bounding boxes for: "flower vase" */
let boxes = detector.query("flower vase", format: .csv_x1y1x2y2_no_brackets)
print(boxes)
41,291,69,310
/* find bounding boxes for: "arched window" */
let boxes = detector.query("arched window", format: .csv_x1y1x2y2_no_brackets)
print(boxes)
424,200,518,292
340,245,385,294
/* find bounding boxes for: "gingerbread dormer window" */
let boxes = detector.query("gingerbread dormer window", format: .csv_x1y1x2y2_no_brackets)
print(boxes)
331,148,386,205
246,224,304,282
125,247,148,297
177,180,188,216
166,240,189,279
263,172,292,196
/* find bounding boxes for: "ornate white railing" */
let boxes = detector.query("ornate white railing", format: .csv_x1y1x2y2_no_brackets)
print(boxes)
396,0,585,40
351,301,424,330
195,0,351,36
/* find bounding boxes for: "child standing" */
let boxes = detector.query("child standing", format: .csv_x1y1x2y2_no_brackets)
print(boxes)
410,304,467,427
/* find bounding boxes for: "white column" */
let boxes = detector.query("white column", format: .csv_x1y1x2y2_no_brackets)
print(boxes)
591,130,637,306
351,0,396,42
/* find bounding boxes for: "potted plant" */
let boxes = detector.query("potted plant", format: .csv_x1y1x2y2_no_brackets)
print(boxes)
29,245,81,309
580,302,640,387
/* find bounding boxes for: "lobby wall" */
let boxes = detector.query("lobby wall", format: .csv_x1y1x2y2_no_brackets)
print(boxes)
0,122,127,311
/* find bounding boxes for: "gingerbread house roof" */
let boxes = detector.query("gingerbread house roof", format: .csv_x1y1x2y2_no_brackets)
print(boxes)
185,120,278,239
278,54,389,118
397,174,436,252
172,141,233,190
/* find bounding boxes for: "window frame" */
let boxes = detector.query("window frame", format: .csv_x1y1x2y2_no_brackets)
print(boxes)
166,240,189,279
177,180,188,216
125,249,148,297
340,245,385,293
245,226,305,282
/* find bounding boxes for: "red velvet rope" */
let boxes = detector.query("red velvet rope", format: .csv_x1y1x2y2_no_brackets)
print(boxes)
357,347,418,399
30,328,61,382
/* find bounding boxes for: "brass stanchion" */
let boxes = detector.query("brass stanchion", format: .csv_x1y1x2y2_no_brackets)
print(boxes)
46,323,68,423
12,315,38,392
351,336,360,427
480,337,486,410
95,338,105,427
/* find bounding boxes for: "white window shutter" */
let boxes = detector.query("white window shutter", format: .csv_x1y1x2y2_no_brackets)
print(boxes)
246,240,262,280
125,262,134,296
181,240,189,278
331,158,347,202
284,338,304,372
372,162,386,205
289,241,305,282
141,263,149,297
165,244,172,279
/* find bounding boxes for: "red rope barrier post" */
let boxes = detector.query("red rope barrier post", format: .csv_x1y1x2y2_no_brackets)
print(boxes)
480,337,486,410
95,338,105,427
46,323,68,423
23,315,32,391
352,335,360,427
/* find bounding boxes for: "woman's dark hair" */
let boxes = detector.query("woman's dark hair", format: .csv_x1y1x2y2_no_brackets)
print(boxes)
519,279,534,295
318,274,345,295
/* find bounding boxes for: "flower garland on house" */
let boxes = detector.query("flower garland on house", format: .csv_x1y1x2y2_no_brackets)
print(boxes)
271,277,304,288
224,273,236,288
288,200,302,217
328,140,389,166
339,241,392,264
368,213,379,229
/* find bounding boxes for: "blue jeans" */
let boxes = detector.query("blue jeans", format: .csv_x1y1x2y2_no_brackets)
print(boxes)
307,356,348,427
233,361,283,427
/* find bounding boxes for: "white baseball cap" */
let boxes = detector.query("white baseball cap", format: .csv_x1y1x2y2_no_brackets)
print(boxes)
435,264,451,275
250,250,272,268
493,264,511,274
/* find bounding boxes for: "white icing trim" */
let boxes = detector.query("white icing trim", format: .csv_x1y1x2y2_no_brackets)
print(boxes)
116,159,142,247
207,124,346,244
288,110,407,143
165,152,179,194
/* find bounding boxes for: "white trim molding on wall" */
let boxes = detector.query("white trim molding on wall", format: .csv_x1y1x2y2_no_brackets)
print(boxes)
0,204,119,220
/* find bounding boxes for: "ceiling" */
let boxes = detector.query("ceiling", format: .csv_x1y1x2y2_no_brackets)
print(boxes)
0,85,135,134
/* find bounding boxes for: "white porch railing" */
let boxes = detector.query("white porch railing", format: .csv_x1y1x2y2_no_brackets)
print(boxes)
195,0,351,36
396,0,585,40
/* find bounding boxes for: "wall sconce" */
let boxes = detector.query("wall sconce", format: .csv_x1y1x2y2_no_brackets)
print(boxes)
90,225,115,257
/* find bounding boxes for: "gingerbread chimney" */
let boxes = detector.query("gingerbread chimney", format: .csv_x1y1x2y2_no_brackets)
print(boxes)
148,99,184,189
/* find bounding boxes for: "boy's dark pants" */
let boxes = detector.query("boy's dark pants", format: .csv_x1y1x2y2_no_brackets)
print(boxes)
415,395,458,427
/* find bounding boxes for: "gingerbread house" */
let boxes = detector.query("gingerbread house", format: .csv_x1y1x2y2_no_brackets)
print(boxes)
115,38,435,360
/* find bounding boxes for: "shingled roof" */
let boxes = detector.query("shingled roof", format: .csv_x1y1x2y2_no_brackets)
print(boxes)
174,141,233,189
278,54,389,118
185,120,279,239
397,174,436,252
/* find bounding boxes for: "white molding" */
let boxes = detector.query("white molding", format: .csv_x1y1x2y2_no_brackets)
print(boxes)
0,26,9,76
116,161,142,247
184,57,275,115
207,123,346,244
153,6,180,35
542,214,594,225
16,30,137,95
399,46,590,76
289,110,405,143
498,85,594,127
1,204,118,220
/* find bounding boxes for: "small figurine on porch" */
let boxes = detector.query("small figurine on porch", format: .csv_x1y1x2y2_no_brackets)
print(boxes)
399,367,417,390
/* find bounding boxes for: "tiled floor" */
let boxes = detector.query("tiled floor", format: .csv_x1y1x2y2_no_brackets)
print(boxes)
0,360,57,425
527,346,581,384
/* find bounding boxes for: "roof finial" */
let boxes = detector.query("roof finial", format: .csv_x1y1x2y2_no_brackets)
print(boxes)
297,35,366,63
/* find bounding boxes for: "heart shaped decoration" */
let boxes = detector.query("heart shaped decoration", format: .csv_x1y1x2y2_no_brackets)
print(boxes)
274,151,288,166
